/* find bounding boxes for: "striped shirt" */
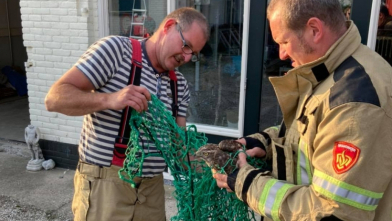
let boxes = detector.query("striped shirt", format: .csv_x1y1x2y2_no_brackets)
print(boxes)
75,36,190,177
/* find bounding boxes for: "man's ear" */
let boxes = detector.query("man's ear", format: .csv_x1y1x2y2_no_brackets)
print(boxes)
307,17,324,43
163,18,177,34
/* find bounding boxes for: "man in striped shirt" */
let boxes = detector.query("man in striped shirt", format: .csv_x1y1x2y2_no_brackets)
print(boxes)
45,7,209,221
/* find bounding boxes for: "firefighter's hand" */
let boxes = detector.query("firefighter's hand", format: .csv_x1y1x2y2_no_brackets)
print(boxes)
107,85,151,112
235,138,246,145
212,152,247,192
236,138,266,158
236,151,248,168
212,169,232,192
246,147,266,158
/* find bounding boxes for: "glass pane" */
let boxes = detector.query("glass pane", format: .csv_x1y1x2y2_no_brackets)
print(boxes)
108,0,166,37
375,1,392,66
259,21,290,130
341,0,353,20
177,0,244,130
259,0,354,130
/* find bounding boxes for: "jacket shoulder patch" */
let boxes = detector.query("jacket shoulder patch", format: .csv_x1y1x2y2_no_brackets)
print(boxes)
330,56,380,109
333,141,360,174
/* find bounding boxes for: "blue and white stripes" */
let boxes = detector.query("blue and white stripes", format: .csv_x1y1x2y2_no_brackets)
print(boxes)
76,36,190,177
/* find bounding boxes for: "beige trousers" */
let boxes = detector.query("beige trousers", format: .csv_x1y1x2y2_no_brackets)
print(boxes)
72,162,166,221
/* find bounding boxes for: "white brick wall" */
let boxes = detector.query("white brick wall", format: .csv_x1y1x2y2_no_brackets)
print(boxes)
20,0,99,145
20,0,171,146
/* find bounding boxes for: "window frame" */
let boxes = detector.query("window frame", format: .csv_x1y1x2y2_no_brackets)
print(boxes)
98,0,252,138
183,0,250,138
366,0,381,50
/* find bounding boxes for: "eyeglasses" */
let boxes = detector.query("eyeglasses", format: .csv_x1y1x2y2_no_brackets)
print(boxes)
177,24,200,62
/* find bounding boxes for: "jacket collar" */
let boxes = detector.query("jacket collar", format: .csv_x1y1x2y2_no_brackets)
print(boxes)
269,21,362,128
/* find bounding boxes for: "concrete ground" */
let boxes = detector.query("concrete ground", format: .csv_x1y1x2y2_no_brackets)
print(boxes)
0,139,177,221
0,96,261,221
0,96,179,220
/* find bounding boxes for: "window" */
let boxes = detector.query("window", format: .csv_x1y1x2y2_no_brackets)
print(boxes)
175,0,249,138
104,0,249,138
108,0,167,37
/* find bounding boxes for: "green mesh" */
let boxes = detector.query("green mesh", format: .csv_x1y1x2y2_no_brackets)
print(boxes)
119,95,266,221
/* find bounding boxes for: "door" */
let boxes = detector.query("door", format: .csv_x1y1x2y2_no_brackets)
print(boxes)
172,0,250,140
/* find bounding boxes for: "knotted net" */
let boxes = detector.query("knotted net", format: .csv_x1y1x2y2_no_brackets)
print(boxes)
119,95,265,220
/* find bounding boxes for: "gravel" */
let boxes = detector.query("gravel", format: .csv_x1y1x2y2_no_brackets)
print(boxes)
0,138,177,221
0,195,71,221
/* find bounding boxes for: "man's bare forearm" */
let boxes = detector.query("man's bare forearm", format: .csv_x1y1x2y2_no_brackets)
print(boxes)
45,83,110,116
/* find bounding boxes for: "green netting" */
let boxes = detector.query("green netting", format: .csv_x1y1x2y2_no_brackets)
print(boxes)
118,95,266,221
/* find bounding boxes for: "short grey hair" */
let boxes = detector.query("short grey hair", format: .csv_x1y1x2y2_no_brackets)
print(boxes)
267,0,346,33
160,7,210,40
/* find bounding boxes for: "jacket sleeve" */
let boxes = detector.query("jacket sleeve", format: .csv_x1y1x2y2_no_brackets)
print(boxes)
233,102,392,221
245,125,280,160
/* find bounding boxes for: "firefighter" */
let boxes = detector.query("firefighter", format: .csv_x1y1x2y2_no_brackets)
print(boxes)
213,0,392,220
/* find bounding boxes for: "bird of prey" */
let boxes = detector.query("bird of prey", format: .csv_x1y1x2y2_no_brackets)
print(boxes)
195,140,243,174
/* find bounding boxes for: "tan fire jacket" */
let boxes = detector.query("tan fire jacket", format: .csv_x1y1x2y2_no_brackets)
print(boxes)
234,22,392,220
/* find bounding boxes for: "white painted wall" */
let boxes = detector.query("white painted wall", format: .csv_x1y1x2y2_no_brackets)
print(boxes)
20,0,100,145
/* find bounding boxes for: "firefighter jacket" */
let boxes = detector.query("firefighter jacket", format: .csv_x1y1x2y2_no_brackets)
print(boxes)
233,21,392,220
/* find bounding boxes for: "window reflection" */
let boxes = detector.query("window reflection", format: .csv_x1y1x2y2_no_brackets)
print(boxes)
340,0,353,20
178,0,244,129
108,0,165,38
375,2,392,65
259,22,291,130
343,5,351,20
378,2,392,36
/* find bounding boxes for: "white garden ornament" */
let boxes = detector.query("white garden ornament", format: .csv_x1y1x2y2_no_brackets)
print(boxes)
25,125,44,171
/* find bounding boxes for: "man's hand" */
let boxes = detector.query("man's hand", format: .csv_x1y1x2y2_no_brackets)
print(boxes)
46,67,151,116
107,85,151,112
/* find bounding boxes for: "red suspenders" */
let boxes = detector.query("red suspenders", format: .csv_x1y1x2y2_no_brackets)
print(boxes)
111,38,178,167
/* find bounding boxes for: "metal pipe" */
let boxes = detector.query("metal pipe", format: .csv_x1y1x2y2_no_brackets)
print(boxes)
195,60,200,91
194,0,201,91
5,0,14,66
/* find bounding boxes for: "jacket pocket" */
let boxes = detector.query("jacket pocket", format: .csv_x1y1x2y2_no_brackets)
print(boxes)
271,137,295,183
